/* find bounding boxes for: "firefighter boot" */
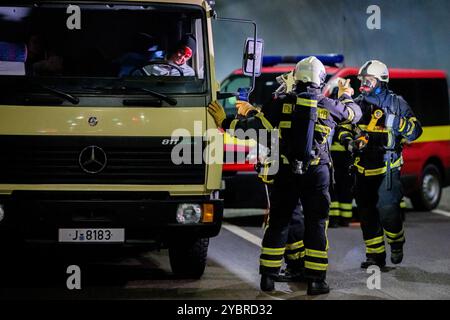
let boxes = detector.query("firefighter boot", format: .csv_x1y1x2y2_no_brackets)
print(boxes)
260,274,275,292
307,280,330,295
360,257,386,269
391,244,404,264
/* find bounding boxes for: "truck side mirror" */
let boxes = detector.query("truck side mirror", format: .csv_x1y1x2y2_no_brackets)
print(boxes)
242,37,264,77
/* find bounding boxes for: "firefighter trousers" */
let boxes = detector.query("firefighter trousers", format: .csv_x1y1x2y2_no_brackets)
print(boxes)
285,201,305,269
355,169,405,263
260,164,330,281
330,151,354,220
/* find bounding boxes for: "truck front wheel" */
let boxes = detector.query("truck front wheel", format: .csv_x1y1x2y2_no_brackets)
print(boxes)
169,237,209,279
410,164,442,211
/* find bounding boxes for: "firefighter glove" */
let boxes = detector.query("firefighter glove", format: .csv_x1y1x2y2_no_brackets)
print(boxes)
348,138,367,153
338,78,354,98
208,100,226,127
236,100,258,117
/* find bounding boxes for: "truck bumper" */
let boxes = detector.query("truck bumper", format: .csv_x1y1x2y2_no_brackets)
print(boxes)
0,191,223,245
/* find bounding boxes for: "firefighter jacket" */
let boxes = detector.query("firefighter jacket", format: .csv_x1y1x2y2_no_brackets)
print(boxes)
338,88,423,176
221,85,362,167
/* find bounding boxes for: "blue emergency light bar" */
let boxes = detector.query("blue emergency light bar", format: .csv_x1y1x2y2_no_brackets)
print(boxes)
262,54,344,67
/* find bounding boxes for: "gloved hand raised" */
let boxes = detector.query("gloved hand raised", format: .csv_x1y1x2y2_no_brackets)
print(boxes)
347,137,368,153
236,100,258,117
208,100,226,128
338,79,354,98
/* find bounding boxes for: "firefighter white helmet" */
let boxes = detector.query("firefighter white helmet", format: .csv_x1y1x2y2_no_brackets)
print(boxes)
358,60,389,83
294,56,327,87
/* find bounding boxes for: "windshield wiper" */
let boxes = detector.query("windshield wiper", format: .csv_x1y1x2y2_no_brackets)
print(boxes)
132,87,178,106
85,86,177,106
39,85,80,105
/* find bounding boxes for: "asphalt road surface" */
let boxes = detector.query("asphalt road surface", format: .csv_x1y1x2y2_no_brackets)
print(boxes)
0,189,449,301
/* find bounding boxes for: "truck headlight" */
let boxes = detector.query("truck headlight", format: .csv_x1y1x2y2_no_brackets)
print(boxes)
176,204,202,224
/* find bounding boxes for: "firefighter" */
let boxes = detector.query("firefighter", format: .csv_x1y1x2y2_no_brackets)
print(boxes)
208,56,362,295
338,60,423,268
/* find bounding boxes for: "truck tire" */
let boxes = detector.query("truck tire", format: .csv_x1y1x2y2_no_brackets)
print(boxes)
410,164,442,211
169,237,209,279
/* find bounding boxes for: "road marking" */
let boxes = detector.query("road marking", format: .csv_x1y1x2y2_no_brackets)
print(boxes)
222,222,262,247
432,209,450,217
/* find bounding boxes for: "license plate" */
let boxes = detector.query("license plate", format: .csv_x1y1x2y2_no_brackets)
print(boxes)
58,228,125,243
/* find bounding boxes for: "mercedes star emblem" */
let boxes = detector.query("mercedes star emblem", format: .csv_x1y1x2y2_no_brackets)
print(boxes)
79,146,107,174
88,117,98,127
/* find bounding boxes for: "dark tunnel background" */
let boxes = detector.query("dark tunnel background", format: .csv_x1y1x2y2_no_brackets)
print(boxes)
212,0,450,82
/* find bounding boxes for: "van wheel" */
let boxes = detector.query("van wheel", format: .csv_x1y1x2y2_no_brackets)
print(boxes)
410,164,442,211
169,238,209,279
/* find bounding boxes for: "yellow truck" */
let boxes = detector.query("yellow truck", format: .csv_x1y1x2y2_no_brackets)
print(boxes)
0,0,262,278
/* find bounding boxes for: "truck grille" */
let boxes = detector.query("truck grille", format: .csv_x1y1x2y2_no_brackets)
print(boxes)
0,136,205,185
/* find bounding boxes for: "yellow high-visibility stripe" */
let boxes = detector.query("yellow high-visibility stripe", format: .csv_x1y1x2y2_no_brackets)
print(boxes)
279,121,292,129
305,261,328,271
286,241,304,251
296,98,318,108
282,104,293,114
329,209,340,217
354,157,365,174
310,157,320,165
258,161,275,184
387,236,405,244
281,155,290,164
255,112,274,130
339,131,353,141
407,119,416,136
366,245,386,254
340,124,353,130
356,156,403,176
364,167,387,176
261,247,285,255
286,253,301,261
344,106,356,123
365,236,384,246
306,248,328,259
315,124,331,135
399,118,407,132
340,210,353,218
339,203,353,210
260,259,283,268
384,229,404,239
342,99,354,104
331,143,346,152
229,119,239,131
330,202,339,209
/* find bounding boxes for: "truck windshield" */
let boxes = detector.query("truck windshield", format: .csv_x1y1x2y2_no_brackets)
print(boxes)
0,3,208,102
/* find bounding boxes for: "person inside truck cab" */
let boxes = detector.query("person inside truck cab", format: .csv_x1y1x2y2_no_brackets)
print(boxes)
116,32,163,78
142,35,196,77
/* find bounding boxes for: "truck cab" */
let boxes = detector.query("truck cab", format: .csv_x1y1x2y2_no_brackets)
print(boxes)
0,0,225,278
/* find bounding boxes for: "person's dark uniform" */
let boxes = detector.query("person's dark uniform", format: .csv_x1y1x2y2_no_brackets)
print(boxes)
339,80,422,268
283,201,305,276
219,77,361,294
329,127,355,227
